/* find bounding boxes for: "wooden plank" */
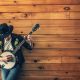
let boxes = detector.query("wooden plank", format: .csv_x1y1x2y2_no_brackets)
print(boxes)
0,12,80,19
62,57,80,63
26,35,80,42
0,75,79,80
13,27,80,34
24,56,80,64
22,63,80,71
20,70,80,77
23,49,80,57
0,5,79,12
1,63,62,71
0,12,70,19
24,56,61,63
33,42,80,48
0,0,80,5
17,76,80,80
0,20,80,27
70,12,80,19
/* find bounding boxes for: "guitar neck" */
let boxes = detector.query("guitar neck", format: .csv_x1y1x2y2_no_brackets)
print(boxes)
13,39,25,54
13,32,33,54
28,31,33,35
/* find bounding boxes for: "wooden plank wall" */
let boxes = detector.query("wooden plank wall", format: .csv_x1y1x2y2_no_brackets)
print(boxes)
0,0,80,80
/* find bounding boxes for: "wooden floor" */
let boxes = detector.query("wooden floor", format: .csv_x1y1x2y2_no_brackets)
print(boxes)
0,0,80,80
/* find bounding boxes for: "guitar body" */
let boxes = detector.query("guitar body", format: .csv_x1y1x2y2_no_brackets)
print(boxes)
0,52,16,69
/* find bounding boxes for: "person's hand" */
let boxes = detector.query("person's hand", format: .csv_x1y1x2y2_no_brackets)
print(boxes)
2,55,13,62
27,35,32,42
26,35,33,47
1,56,9,62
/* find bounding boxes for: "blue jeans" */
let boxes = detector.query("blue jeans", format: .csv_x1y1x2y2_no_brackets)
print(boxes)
1,64,21,80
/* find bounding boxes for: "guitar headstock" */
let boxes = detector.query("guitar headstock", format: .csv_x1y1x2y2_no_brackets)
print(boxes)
32,24,40,32
29,24,40,35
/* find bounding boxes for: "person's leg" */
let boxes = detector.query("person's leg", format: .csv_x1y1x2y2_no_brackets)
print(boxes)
1,68,9,80
6,64,21,80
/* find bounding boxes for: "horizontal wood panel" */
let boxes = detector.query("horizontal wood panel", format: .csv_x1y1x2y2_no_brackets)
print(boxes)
0,75,79,80
70,12,80,19
26,35,80,42
0,71,79,80
13,27,80,34
24,56,61,63
0,0,80,5
0,20,80,27
0,75,75,80
22,63,80,71
0,12,80,19
33,42,80,48
62,57,80,63
23,63,57,70
23,49,80,57
20,70,80,77
0,76,78,80
0,72,79,80
24,56,80,63
0,12,69,19
0,5,79,12
17,76,80,80
0,0,79,80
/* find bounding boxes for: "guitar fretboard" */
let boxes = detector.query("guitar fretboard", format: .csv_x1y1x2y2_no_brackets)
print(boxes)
13,39,26,54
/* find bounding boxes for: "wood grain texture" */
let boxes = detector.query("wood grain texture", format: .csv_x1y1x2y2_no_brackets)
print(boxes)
0,0,80,80
24,56,80,63
22,63,80,70
0,12,80,19
0,20,80,26
17,76,80,80
24,56,62,63
0,0,80,5
23,49,80,57
27,35,80,42
0,5,79,12
19,70,80,77
22,41,80,49
13,27,80,34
